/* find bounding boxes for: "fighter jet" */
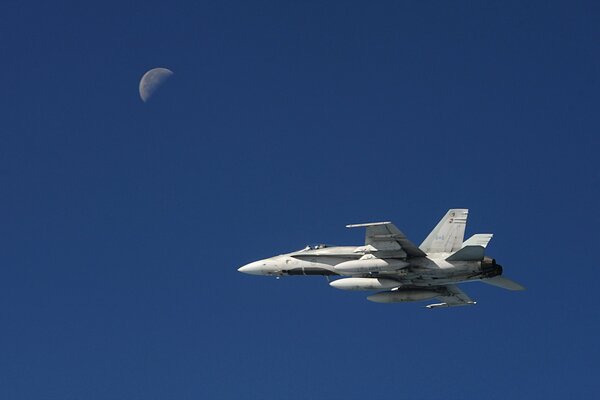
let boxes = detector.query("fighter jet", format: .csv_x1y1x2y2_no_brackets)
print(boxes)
238,209,524,308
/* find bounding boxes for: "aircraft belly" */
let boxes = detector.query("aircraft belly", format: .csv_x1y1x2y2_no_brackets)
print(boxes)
287,268,338,276
286,260,339,276
375,263,480,287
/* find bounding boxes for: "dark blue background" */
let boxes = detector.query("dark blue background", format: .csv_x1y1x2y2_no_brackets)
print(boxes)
1,1,598,398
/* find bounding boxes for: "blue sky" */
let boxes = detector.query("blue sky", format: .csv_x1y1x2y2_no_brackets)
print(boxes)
0,1,598,399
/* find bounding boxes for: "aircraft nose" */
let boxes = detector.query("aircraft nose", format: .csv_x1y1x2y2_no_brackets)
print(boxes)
238,261,266,275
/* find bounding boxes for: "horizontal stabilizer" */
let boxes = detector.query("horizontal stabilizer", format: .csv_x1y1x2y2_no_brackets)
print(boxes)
446,245,485,261
481,276,525,291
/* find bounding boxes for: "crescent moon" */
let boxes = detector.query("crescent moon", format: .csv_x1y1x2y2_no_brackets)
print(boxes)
139,67,174,102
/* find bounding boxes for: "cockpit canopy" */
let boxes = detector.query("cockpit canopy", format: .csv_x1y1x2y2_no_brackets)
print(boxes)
300,244,330,251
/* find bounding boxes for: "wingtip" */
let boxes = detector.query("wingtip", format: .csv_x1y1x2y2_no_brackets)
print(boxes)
346,221,391,228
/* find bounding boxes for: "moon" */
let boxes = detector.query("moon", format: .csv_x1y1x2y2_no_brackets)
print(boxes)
139,67,173,102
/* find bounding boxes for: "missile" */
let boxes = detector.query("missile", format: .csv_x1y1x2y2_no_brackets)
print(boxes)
329,277,401,291
367,289,439,303
426,301,476,309
334,257,409,274
425,302,449,309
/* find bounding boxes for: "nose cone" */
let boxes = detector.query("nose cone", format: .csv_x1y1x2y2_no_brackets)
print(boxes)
238,261,267,275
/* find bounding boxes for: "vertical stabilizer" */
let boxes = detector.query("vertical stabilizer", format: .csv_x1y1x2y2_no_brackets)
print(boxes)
419,209,468,254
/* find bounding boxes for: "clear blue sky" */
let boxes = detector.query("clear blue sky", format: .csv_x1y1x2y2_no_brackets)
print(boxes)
1,1,598,399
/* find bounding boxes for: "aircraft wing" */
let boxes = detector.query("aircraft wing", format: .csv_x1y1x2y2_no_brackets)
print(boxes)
346,222,427,258
426,285,476,309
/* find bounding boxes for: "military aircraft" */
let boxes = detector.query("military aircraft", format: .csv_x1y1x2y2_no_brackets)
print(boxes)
238,209,524,308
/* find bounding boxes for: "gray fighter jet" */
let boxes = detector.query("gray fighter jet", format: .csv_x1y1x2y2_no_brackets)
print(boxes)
238,209,524,308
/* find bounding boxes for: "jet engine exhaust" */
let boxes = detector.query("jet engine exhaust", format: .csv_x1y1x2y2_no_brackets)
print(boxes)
481,256,502,278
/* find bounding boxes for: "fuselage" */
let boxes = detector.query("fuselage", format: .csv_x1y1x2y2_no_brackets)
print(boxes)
238,244,502,289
